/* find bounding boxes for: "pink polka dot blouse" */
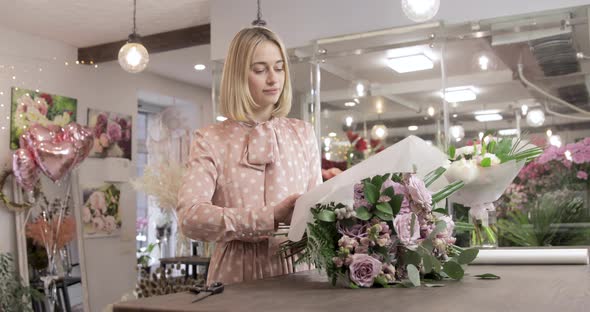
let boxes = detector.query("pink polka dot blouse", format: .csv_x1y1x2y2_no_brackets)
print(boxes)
177,117,322,285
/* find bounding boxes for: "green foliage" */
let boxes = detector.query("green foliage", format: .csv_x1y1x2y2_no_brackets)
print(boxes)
363,181,379,204
497,195,590,246
137,243,157,268
407,264,421,287
354,206,372,220
458,248,479,264
0,253,44,312
442,261,464,279
431,180,464,204
296,203,341,285
423,166,447,187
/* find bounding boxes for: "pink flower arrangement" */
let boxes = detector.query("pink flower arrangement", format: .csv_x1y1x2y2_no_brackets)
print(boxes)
89,111,132,159
497,137,590,215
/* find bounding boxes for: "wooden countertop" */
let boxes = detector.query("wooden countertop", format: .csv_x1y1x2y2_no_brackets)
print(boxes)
114,265,590,312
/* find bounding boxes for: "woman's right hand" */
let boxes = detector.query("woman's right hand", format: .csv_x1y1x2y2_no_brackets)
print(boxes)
272,193,301,227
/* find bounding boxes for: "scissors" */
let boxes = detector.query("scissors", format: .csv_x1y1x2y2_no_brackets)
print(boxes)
190,282,225,303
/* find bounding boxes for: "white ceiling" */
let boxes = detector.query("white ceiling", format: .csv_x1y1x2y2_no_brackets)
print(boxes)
0,0,210,47
147,45,212,87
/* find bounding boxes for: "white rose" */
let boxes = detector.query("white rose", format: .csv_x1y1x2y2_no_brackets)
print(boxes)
454,145,481,159
446,158,479,184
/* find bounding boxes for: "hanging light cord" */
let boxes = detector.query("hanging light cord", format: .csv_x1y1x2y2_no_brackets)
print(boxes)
252,0,267,26
133,0,137,35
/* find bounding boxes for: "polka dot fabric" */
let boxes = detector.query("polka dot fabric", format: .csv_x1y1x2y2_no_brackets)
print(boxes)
177,117,322,285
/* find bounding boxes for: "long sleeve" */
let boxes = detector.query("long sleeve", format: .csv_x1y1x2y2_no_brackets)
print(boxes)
176,131,275,243
305,123,323,191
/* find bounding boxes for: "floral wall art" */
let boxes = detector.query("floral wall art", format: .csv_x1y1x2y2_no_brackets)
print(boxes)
10,87,77,149
88,109,132,159
81,183,122,238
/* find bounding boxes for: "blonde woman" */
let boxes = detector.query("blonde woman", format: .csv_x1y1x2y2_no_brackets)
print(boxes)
177,27,322,285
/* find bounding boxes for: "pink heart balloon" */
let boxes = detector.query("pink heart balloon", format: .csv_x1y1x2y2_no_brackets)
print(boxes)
63,122,94,167
12,148,39,191
32,141,77,182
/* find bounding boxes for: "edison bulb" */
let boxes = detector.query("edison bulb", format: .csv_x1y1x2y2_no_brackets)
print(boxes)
401,0,440,23
118,42,149,73
371,124,388,140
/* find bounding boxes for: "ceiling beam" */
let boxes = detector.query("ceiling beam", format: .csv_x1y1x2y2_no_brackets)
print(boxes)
77,24,210,64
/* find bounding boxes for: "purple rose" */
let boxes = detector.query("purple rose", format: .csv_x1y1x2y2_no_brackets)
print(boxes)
348,254,382,287
118,117,129,129
406,174,432,211
381,179,411,211
107,122,122,142
393,213,421,246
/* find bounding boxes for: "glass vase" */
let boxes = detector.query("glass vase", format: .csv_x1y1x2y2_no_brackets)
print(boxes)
469,209,498,248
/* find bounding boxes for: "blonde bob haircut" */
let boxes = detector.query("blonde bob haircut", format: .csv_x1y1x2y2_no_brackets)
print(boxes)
219,27,292,122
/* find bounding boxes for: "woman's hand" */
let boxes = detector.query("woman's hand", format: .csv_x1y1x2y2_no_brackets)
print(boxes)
272,193,301,227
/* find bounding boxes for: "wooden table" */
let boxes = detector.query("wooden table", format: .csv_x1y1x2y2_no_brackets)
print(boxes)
159,256,210,279
114,265,590,312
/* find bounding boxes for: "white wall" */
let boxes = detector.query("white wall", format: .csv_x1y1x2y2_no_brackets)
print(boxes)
0,25,212,311
211,0,590,60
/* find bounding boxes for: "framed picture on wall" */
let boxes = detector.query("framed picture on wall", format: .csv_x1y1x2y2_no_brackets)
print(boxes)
9,87,77,149
87,109,132,160
81,182,122,238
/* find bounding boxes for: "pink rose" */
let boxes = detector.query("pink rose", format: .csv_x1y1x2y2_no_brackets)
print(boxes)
394,213,421,246
348,254,382,287
107,121,122,142
89,191,107,214
99,133,110,147
92,216,105,231
577,171,588,180
406,174,432,210
104,215,117,233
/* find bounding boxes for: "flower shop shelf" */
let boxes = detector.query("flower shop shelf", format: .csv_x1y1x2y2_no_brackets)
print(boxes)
113,265,590,312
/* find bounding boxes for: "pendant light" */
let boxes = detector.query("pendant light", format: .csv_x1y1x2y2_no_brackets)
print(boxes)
118,0,149,73
251,0,267,26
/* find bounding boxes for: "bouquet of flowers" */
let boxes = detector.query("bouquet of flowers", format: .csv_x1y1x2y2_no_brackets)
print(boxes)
290,168,477,288
445,133,543,247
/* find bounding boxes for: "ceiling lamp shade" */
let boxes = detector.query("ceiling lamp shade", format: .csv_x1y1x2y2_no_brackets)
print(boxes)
401,0,440,23
118,0,149,73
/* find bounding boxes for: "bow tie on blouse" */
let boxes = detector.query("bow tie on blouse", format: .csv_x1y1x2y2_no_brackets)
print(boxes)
240,119,279,171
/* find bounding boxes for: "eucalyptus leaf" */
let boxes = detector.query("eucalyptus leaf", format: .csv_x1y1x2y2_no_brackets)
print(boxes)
474,273,501,280
424,283,445,287
364,181,379,204
442,261,464,280
403,250,422,266
355,206,371,221
317,210,336,222
407,264,421,287
458,248,479,264
422,254,433,273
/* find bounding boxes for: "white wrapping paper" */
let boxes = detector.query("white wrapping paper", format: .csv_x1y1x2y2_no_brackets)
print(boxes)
288,136,450,241
472,248,589,265
446,160,525,205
